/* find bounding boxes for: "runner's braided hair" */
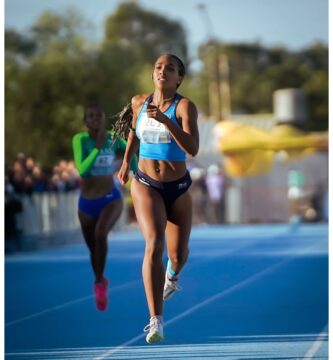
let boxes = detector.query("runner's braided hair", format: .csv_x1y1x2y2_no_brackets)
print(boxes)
111,102,133,141
112,54,186,140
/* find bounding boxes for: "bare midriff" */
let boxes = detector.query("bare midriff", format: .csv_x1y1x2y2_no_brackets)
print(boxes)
138,158,187,181
80,175,115,199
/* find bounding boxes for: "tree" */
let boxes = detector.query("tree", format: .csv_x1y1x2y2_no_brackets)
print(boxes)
104,2,188,66
5,29,36,57
5,10,94,166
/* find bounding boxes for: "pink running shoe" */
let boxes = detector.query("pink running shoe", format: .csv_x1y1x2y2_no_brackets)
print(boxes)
94,277,109,311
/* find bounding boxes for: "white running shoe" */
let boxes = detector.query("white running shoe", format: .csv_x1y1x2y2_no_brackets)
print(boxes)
144,316,164,344
163,272,182,301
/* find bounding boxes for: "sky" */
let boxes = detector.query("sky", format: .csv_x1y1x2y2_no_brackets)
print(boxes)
5,0,328,62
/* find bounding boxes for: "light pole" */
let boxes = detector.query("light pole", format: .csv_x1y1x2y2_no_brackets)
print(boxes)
197,3,231,121
197,3,214,40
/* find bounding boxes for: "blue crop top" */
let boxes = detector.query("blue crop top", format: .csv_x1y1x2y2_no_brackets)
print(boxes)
136,93,186,161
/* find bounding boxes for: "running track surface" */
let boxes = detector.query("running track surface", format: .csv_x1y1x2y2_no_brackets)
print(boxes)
5,223,328,359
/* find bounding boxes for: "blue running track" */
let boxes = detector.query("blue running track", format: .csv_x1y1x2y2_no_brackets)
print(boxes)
5,223,328,359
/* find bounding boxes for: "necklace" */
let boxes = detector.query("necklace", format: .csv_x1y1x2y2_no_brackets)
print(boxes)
152,95,174,108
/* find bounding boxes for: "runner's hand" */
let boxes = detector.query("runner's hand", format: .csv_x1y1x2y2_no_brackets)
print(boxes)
146,104,168,124
118,162,130,185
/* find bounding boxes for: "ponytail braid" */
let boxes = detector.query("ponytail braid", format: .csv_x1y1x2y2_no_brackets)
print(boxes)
111,102,133,141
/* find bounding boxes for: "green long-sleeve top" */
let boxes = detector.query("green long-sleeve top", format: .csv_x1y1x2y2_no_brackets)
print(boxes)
72,131,138,177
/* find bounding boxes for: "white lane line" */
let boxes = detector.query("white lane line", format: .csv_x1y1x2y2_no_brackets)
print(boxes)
95,240,326,359
4,223,276,328
302,326,328,359
5,337,328,359
4,229,277,329
94,256,293,360
5,279,140,328
6,347,114,359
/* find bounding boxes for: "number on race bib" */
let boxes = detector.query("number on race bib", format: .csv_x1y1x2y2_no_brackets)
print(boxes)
95,155,114,167
139,114,171,144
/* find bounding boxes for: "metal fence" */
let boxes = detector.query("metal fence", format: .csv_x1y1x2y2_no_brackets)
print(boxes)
15,190,128,237
225,152,328,223
17,190,80,235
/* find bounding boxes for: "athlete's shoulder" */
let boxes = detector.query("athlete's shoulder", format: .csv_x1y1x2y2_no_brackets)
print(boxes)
131,93,151,110
72,131,89,141
177,95,197,112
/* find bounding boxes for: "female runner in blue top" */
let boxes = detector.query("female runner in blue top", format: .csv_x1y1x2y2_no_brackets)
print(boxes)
73,105,137,311
117,54,199,343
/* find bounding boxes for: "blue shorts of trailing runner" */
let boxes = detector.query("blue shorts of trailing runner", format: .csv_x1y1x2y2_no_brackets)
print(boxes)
78,187,122,218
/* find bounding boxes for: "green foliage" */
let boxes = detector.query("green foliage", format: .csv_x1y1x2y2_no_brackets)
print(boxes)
302,70,328,131
31,9,90,46
5,29,36,56
104,2,188,65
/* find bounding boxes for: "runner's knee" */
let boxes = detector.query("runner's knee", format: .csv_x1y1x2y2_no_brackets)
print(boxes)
145,240,164,261
94,227,108,243
169,248,189,267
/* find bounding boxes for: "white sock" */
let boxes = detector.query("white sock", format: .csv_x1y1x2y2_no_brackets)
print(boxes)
151,315,163,323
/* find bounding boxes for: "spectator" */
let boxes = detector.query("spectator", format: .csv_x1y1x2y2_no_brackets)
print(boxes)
5,176,23,251
190,167,208,225
23,174,34,195
205,164,225,224
9,161,24,193
32,166,48,192
25,156,35,174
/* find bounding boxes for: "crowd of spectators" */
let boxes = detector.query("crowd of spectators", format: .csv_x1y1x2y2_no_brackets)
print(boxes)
6,153,81,196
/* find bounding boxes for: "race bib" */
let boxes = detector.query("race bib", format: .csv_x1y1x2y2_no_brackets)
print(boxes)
94,154,115,168
138,113,171,144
